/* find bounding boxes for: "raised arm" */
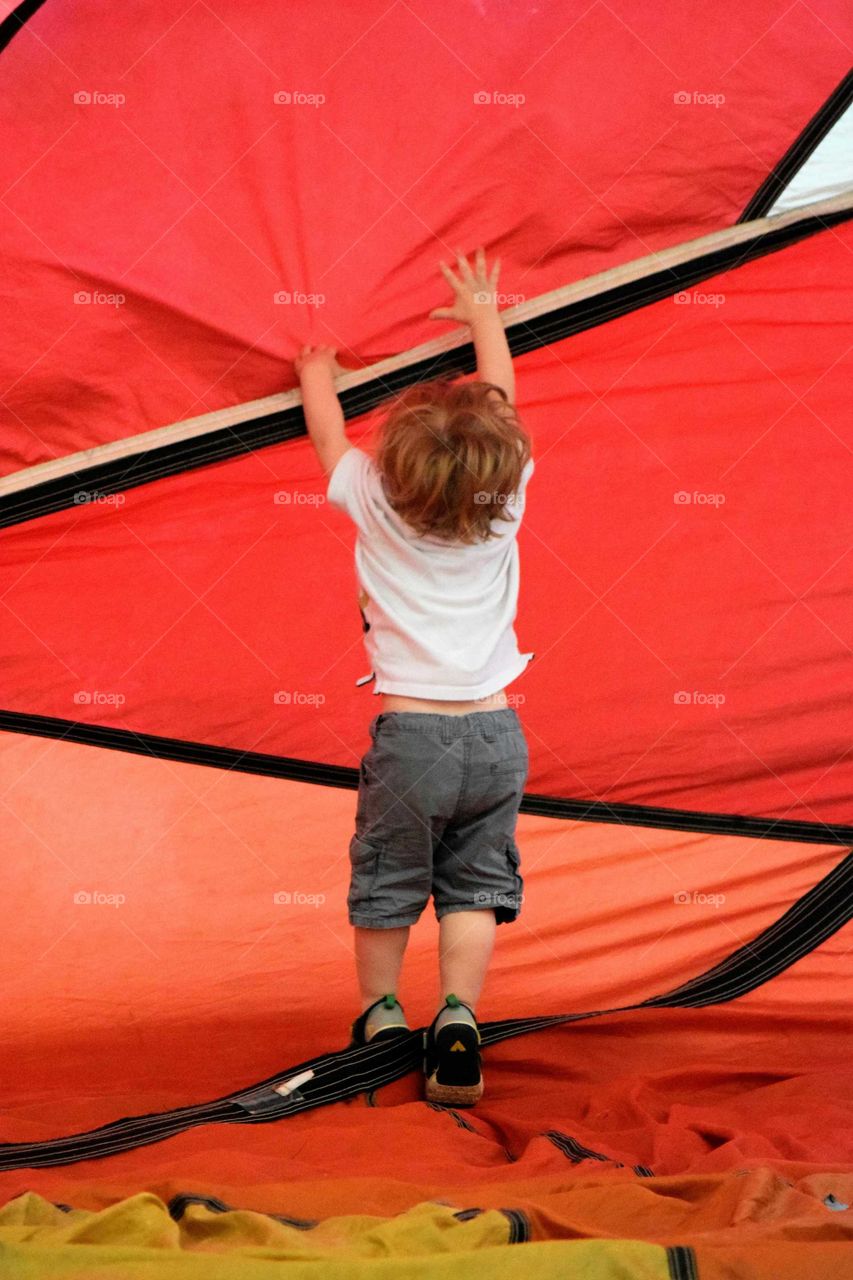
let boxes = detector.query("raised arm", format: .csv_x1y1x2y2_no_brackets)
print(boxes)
294,345,351,477
430,247,515,404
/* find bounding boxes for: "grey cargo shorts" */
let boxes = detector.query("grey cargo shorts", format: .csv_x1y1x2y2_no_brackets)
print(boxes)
347,708,528,929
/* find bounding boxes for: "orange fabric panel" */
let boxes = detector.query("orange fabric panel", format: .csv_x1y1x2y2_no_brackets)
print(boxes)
1,726,849,1106
0,727,850,1240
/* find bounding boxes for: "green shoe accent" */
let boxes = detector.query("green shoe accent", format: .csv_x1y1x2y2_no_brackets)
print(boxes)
445,993,460,1008
383,994,397,1008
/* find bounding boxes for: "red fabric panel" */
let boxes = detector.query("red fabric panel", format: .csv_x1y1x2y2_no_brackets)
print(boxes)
2,223,851,822
0,729,850,1246
2,0,851,472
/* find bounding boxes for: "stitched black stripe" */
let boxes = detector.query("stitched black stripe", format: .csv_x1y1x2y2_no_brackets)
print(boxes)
0,709,358,789
429,1104,516,1163
2,708,851,846
543,1137,683,1181
545,1130,619,1165
500,1208,530,1244
453,1207,528,1243
480,848,853,1046
739,68,853,222
546,1130,654,1178
2,205,850,531
639,847,853,1009
473,847,853,1043
451,1207,482,1222
0,1036,424,1169
667,1245,700,1280
0,850,848,1173
519,793,852,846
0,0,48,54
427,1101,480,1134
167,1193,319,1230
46,1192,527,1241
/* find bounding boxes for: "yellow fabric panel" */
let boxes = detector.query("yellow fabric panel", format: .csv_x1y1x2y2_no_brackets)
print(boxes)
0,1191,671,1278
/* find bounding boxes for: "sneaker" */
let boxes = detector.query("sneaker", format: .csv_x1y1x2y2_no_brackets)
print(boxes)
349,993,409,1048
423,994,483,1106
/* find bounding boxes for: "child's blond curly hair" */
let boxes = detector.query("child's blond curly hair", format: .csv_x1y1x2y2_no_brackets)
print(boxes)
374,379,531,544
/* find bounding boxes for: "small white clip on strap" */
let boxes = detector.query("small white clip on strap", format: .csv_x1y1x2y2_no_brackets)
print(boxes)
273,1068,315,1098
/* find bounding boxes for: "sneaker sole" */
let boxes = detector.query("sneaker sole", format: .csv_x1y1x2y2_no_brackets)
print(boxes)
424,1074,484,1106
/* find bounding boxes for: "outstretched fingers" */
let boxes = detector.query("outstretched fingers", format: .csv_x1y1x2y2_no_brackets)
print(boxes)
455,249,477,286
439,260,464,294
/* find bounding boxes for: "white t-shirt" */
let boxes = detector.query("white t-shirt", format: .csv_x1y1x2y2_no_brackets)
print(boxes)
327,446,534,699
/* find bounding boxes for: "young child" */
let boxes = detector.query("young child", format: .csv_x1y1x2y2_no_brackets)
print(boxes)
295,248,533,1105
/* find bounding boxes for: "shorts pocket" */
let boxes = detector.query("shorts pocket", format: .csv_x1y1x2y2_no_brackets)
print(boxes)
350,834,381,868
347,835,382,913
489,733,529,780
490,760,528,778
489,758,529,800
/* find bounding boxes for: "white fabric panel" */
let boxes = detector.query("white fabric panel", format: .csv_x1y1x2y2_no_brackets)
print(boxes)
769,103,853,216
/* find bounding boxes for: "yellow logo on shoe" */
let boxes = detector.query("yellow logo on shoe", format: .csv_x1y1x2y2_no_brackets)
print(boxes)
450,1041,466,1052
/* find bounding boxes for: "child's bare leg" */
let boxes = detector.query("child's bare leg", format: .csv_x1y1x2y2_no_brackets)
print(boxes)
438,909,496,1008
354,925,410,1010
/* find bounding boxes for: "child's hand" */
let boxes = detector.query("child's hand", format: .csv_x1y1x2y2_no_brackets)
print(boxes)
294,345,344,378
429,247,501,327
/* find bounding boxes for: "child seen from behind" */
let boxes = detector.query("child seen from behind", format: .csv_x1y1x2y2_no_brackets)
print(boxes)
295,249,533,1105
